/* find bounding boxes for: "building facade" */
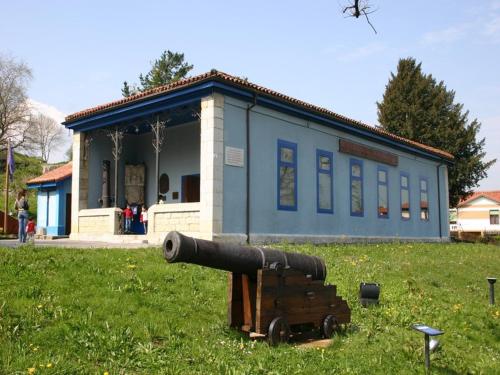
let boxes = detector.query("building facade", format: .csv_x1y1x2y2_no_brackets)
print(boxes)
62,70,453,244
450,191,500,234
27,163,72,236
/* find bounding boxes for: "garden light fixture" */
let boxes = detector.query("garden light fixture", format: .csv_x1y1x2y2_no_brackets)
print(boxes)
412,324,444,371
487,277,496,305
359,282,380,307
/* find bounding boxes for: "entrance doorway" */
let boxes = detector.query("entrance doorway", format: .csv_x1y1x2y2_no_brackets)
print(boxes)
65,193,72,235
181,174,200,202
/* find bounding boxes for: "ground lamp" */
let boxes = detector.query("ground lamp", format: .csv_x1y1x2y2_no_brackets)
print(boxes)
487,277,496,305
359,282,380,307
412,324,444,371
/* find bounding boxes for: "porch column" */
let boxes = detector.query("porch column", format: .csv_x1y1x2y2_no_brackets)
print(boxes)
199,93,224,240
70,131,89,237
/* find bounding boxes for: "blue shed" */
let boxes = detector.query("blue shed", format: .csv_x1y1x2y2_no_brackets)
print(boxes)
27,162,72,236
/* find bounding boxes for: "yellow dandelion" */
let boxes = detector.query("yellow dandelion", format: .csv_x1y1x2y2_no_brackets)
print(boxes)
46,363,53,368
104,371,110,375
27,368,36,374
37,304,42,309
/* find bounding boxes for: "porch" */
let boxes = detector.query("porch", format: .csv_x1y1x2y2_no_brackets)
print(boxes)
67,93,225,244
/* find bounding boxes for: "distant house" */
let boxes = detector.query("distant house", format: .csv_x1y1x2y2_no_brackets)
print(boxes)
450,191,500,234
27,163,72,236
61,70,453,244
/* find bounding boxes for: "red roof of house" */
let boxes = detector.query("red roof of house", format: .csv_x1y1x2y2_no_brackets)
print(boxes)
27,162,72,185
65,70,454,161
458,191,500,207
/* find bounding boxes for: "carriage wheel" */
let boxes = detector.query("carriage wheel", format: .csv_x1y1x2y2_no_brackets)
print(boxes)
321,315,339,338
268,317,290,346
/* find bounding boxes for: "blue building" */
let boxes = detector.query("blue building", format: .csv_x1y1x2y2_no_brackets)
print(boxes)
62,70,453,244
27,163,72,236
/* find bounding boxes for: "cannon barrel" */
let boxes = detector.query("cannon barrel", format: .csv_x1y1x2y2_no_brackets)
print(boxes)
163,231,326,281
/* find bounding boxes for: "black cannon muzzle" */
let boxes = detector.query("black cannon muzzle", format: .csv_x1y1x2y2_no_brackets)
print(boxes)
163,231,326,281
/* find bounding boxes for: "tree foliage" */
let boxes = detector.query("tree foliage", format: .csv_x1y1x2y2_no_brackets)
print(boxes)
377,58,495,207
0,55,34,151
122,50,193,97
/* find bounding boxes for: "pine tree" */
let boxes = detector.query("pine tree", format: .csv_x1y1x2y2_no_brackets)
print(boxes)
377,58,495,207
121,50,193,96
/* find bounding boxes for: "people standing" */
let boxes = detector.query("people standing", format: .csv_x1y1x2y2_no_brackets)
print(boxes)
123,204,133,233
26,217,36,243
14,190,29,243
140,206,148,234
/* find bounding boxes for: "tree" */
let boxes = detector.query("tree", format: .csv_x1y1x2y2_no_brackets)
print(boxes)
28,113,65,162
122,50,193,97
377,58,495,207
0,54,34,151
342,0,378,34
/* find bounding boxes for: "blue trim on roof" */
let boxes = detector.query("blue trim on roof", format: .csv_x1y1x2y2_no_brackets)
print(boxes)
63,79,452,163
26,176,71,190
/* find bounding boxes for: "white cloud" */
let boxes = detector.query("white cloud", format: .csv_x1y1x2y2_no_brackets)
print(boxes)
421,25,469,45
335,42,387,62
28,98,72,164
28,98,66,124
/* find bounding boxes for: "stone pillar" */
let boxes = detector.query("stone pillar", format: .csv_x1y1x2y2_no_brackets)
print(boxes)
199,94,224,240
70,131,89,237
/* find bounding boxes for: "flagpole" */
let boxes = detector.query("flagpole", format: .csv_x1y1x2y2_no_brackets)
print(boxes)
3,145,8,234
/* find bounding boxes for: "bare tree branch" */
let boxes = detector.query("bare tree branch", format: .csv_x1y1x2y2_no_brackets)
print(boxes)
342,0,378,34
0,54,34,152
27,113,65,162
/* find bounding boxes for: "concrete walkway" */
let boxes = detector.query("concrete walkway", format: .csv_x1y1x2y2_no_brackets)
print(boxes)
0,238,155,249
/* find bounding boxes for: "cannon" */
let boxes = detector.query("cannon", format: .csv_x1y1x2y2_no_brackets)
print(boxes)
163,231,351,345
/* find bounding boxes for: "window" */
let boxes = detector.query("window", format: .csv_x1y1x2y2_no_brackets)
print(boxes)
350,159,363,216
400,173,410,220
277,140,297,210
317,150,333,213
490,210,500,225
420,178,429,220
377,167,389,218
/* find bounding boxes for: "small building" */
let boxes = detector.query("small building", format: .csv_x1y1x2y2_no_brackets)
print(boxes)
62,70,453,244
450,191,500,235
27,163,72,236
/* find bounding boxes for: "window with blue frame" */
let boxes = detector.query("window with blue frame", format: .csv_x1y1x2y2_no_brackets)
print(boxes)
400,173,410,220
420,178,429,220
317,150,333,213
350,159,363,216
377,167,389,218
277,139,297,210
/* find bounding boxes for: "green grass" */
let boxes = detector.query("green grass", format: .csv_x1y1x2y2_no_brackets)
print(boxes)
0,242,499,374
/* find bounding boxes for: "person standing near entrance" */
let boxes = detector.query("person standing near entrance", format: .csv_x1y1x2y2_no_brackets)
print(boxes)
140,206,148,234
123,204,133,233
14,190,29,243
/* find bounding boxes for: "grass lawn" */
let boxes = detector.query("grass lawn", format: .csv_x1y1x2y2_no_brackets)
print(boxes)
0,242,499,374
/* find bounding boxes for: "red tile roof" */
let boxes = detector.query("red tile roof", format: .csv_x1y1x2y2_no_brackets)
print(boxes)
458,191,500,206
65,70,454,161
27,162,72,185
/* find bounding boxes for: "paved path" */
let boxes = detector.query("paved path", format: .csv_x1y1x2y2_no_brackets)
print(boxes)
0,239,155,249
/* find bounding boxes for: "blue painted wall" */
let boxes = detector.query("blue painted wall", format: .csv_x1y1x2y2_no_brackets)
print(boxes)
87,121,200,209
223,96,449,240
32,177,72,236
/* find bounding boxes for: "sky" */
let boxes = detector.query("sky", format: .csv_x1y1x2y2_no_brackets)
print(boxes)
1,0,499,189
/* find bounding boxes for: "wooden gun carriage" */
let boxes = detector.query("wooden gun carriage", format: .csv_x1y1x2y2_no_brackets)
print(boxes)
163,231,351,345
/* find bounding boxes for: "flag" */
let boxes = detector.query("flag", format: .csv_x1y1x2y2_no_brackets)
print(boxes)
6,141,15,181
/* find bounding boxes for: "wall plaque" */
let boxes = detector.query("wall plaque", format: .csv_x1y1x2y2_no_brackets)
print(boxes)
125,164,146,205
339,139,398,166
225,146,244,167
